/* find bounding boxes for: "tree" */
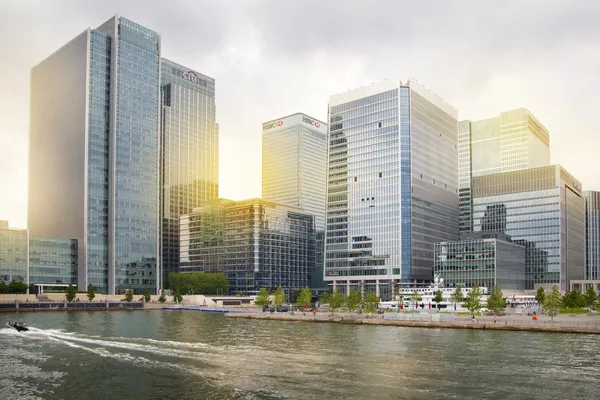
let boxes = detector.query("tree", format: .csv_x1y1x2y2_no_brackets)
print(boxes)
167,272,229,295
450,286,464,310
345,289,362,312
158,289,166,303
543,285,562,322
409,291,423,309
174,288,183,304
273,286,284,307
319,291,330,306
8,280,28,294
87,283,95,302
65,284,77,302
296,287,312,310
328,288,345,311
434,290,444,307
535,287,545,306
125,285,133,302
462,286,483,316
487,284,505,312
584,286,597,309
363,290,380,313
0,281,8,294
254,288,270,307
562,290,584,310
143,289,151,303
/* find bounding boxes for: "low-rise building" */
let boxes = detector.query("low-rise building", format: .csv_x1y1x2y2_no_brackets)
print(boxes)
435,232,526,290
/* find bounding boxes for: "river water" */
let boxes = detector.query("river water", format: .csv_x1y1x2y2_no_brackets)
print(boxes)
0,310,598,399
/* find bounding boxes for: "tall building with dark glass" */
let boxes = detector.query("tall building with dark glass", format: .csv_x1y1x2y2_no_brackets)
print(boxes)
262,113,327,289
584,191,600,280
160,59,218,288
459,109,550,233
180,198,315,295
29,15,161,294
472,165,585,290
325,80,459,300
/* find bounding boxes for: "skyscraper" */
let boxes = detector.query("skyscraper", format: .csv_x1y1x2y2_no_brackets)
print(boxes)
160,59,218,287
262,113,327,289
472,165,585,290
584,191,600,280
29,15,161,294
459,109,550,232
325,80,459,300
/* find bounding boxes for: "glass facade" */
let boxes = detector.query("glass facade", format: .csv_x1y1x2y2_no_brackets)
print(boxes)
472,165,585,290
180,199,315,295
0,224,27,284
262,113,327,289
29,237,78,285
325,81,458,300
459,109,551,233
435,234,526,290
160,59,218,287
585,191,600,280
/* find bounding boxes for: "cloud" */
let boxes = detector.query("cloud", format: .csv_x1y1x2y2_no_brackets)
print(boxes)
1,0,600,228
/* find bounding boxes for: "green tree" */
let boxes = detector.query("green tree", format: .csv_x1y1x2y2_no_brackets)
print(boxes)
273,286,284,307
462,286,483,316
86,283,95,302
8,280,28,294
254,288,270,307
174,288,183,304
328,288,345,311
319,291,330,306
363,290,380,313
543,285,562,322
487,284,505,312
345,289,362,312
296,287,312,310
584,286,597,309
125,285,133,302
0,281,8,294
535,287,546,306
450,286,464,310
143,289,151,303
158,289,166,303
65,284,77,302
434,290,444,307
409,291,423,309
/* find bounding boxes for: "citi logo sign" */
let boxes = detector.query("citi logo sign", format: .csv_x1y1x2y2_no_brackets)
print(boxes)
183,70,199,84
263,120,284,131
303,116,321,128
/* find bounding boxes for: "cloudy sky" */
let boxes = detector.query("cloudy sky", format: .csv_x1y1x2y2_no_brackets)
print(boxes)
1,0,599,228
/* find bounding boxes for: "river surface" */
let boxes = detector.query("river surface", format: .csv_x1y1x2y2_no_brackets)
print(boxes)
0,310,599,399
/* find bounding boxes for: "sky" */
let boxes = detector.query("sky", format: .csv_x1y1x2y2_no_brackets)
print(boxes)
0,0,599,229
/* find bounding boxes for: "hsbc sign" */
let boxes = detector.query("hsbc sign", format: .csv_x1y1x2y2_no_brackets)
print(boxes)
263,120,284,131
302,116,321,128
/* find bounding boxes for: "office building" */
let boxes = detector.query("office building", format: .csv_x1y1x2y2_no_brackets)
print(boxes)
29,15,161,294
180,198,316,295
584,191,600,280
472,165,585,290
160,59,218,286
262,113,327,289
29,237,78,286
435,232,526,290
459,109,551,232
0,221,28,284
325,80,459,300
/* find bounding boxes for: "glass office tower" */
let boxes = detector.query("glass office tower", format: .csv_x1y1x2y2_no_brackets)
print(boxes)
0,221,28,284
160,59,218,288
459,109,551,232
585,191,600,280
325,80,459,300
472,165,585,290
262,113,327,289
29,15,161,294
180,198,315,295
29,237,78,285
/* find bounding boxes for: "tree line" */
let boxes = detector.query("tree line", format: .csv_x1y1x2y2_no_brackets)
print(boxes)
167,272,229,302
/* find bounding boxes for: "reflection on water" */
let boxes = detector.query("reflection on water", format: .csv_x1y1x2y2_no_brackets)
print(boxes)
1,311,599,399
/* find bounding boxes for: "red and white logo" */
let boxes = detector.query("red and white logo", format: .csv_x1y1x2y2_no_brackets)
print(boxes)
314,121,320,128
276,120,283,127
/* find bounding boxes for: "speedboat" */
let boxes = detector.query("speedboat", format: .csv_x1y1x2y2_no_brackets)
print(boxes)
7,322,29,332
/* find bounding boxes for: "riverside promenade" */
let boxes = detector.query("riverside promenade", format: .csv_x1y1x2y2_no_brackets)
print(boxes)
226,311,600,334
